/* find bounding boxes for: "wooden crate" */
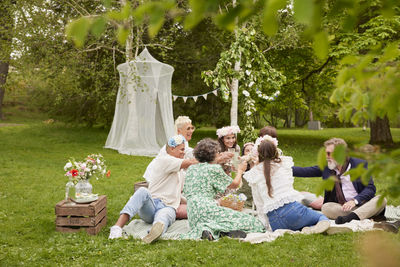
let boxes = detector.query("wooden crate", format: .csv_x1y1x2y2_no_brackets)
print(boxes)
55,195,107,235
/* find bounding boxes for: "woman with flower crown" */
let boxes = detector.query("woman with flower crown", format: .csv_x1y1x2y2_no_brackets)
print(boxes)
216,125,241,175
243,136,331,234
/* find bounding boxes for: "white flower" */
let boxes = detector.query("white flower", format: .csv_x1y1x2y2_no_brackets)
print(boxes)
246,111,252,116
253,135,279,157
238,193,247,201
216,125,241,138
248,81,254,88
64,162,72,171
92,165,97,170
97,159,100,164
245,70,251,76
242,90,250,97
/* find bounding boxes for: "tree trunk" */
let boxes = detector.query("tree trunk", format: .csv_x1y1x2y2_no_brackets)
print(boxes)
369,116,394,146
230,0,239,126
0,1,14,120
295,108,308,127
122,0,134,61
230,60,240,126
0,62,9,120
285,108,292,128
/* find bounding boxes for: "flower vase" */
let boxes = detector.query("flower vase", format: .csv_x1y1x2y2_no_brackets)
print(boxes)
65,178,76,206
75,179,93,199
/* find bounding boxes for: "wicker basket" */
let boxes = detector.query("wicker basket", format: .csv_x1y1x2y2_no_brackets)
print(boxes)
220,198,244,211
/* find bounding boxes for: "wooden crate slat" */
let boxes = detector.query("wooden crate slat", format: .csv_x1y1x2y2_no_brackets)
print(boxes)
86,216,107,235
55,195,106,217
90,195,107,215
56,207,107,227
55,216,107,235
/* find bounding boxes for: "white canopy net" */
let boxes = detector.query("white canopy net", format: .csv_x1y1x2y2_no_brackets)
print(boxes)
105,48,175,157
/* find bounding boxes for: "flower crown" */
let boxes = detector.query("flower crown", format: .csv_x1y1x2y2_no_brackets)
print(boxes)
216,125,241,138
168,134,186,148
251,135,279,157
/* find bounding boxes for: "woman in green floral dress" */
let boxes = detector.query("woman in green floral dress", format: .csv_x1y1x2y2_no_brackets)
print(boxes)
181,138,265,240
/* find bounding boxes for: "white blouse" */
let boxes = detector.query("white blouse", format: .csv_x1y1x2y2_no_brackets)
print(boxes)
243,156,304,227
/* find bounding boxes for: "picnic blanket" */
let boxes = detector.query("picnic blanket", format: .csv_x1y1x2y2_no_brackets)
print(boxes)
123,205,400,243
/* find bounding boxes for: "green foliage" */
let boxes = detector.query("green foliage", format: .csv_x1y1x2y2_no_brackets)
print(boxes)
313,31,329,60
65,17,91,47
331,14,400,125
262,0,287,36
317,147,327,170
316,176,336,197
293,0,314,25
332,144,346,166
202,25,285,137
347,147,400,200
241,92,257,143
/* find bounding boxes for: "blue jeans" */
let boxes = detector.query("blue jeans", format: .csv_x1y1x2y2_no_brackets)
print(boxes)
267,201,328,231
120,187,176,234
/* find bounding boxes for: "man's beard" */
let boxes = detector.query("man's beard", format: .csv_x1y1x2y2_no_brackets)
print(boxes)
327,160,337,170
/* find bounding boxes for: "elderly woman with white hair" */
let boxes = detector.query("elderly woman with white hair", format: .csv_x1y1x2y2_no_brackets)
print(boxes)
174,116,195,158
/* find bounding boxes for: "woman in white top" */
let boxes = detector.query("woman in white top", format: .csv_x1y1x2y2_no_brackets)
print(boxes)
244,136,330,234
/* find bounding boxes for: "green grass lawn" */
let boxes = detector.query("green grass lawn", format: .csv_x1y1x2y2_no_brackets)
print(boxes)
1,110,400,266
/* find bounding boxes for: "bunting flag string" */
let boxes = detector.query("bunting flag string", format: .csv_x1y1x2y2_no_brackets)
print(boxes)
172,88,220,102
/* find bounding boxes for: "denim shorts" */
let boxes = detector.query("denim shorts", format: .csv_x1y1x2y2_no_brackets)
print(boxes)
267,201,328,231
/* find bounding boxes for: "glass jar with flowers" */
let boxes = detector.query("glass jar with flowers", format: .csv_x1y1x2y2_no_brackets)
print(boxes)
64,154,110,203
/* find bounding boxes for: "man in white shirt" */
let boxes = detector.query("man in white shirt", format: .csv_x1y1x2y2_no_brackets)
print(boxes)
109,135,197,243
143,116,195,183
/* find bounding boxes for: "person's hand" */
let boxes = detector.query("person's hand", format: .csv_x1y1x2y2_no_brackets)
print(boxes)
216,152,234,164
342,200,356,211
237,160,248,172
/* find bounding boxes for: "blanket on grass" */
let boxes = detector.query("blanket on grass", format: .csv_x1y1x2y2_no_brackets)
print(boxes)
123,205,400,243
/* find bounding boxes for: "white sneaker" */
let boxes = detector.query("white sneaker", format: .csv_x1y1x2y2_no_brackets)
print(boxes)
302,220,330,234
109,225,123,239
142,222,164,244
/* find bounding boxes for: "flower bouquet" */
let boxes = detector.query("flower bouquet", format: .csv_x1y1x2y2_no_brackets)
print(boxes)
219,193,247,211
64,154,110,203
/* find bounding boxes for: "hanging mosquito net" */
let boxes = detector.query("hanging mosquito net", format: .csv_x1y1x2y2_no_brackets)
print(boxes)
105,48,175,157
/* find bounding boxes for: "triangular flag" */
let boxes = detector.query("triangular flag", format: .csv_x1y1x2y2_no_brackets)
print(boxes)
193,96,198,102
213,90,218,96
173,95,178,101
203,94,208,100
183,97,188,103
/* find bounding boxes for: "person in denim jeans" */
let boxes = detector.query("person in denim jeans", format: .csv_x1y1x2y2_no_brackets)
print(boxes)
109,135,197,243
243,135,330,234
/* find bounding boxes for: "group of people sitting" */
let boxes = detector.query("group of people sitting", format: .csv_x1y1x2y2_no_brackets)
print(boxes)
109,116,397,243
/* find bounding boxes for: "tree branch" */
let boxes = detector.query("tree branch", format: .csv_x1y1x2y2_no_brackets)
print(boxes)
68,0,91,16
78,45,124,54
141,43,173,50
284,56,332,87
